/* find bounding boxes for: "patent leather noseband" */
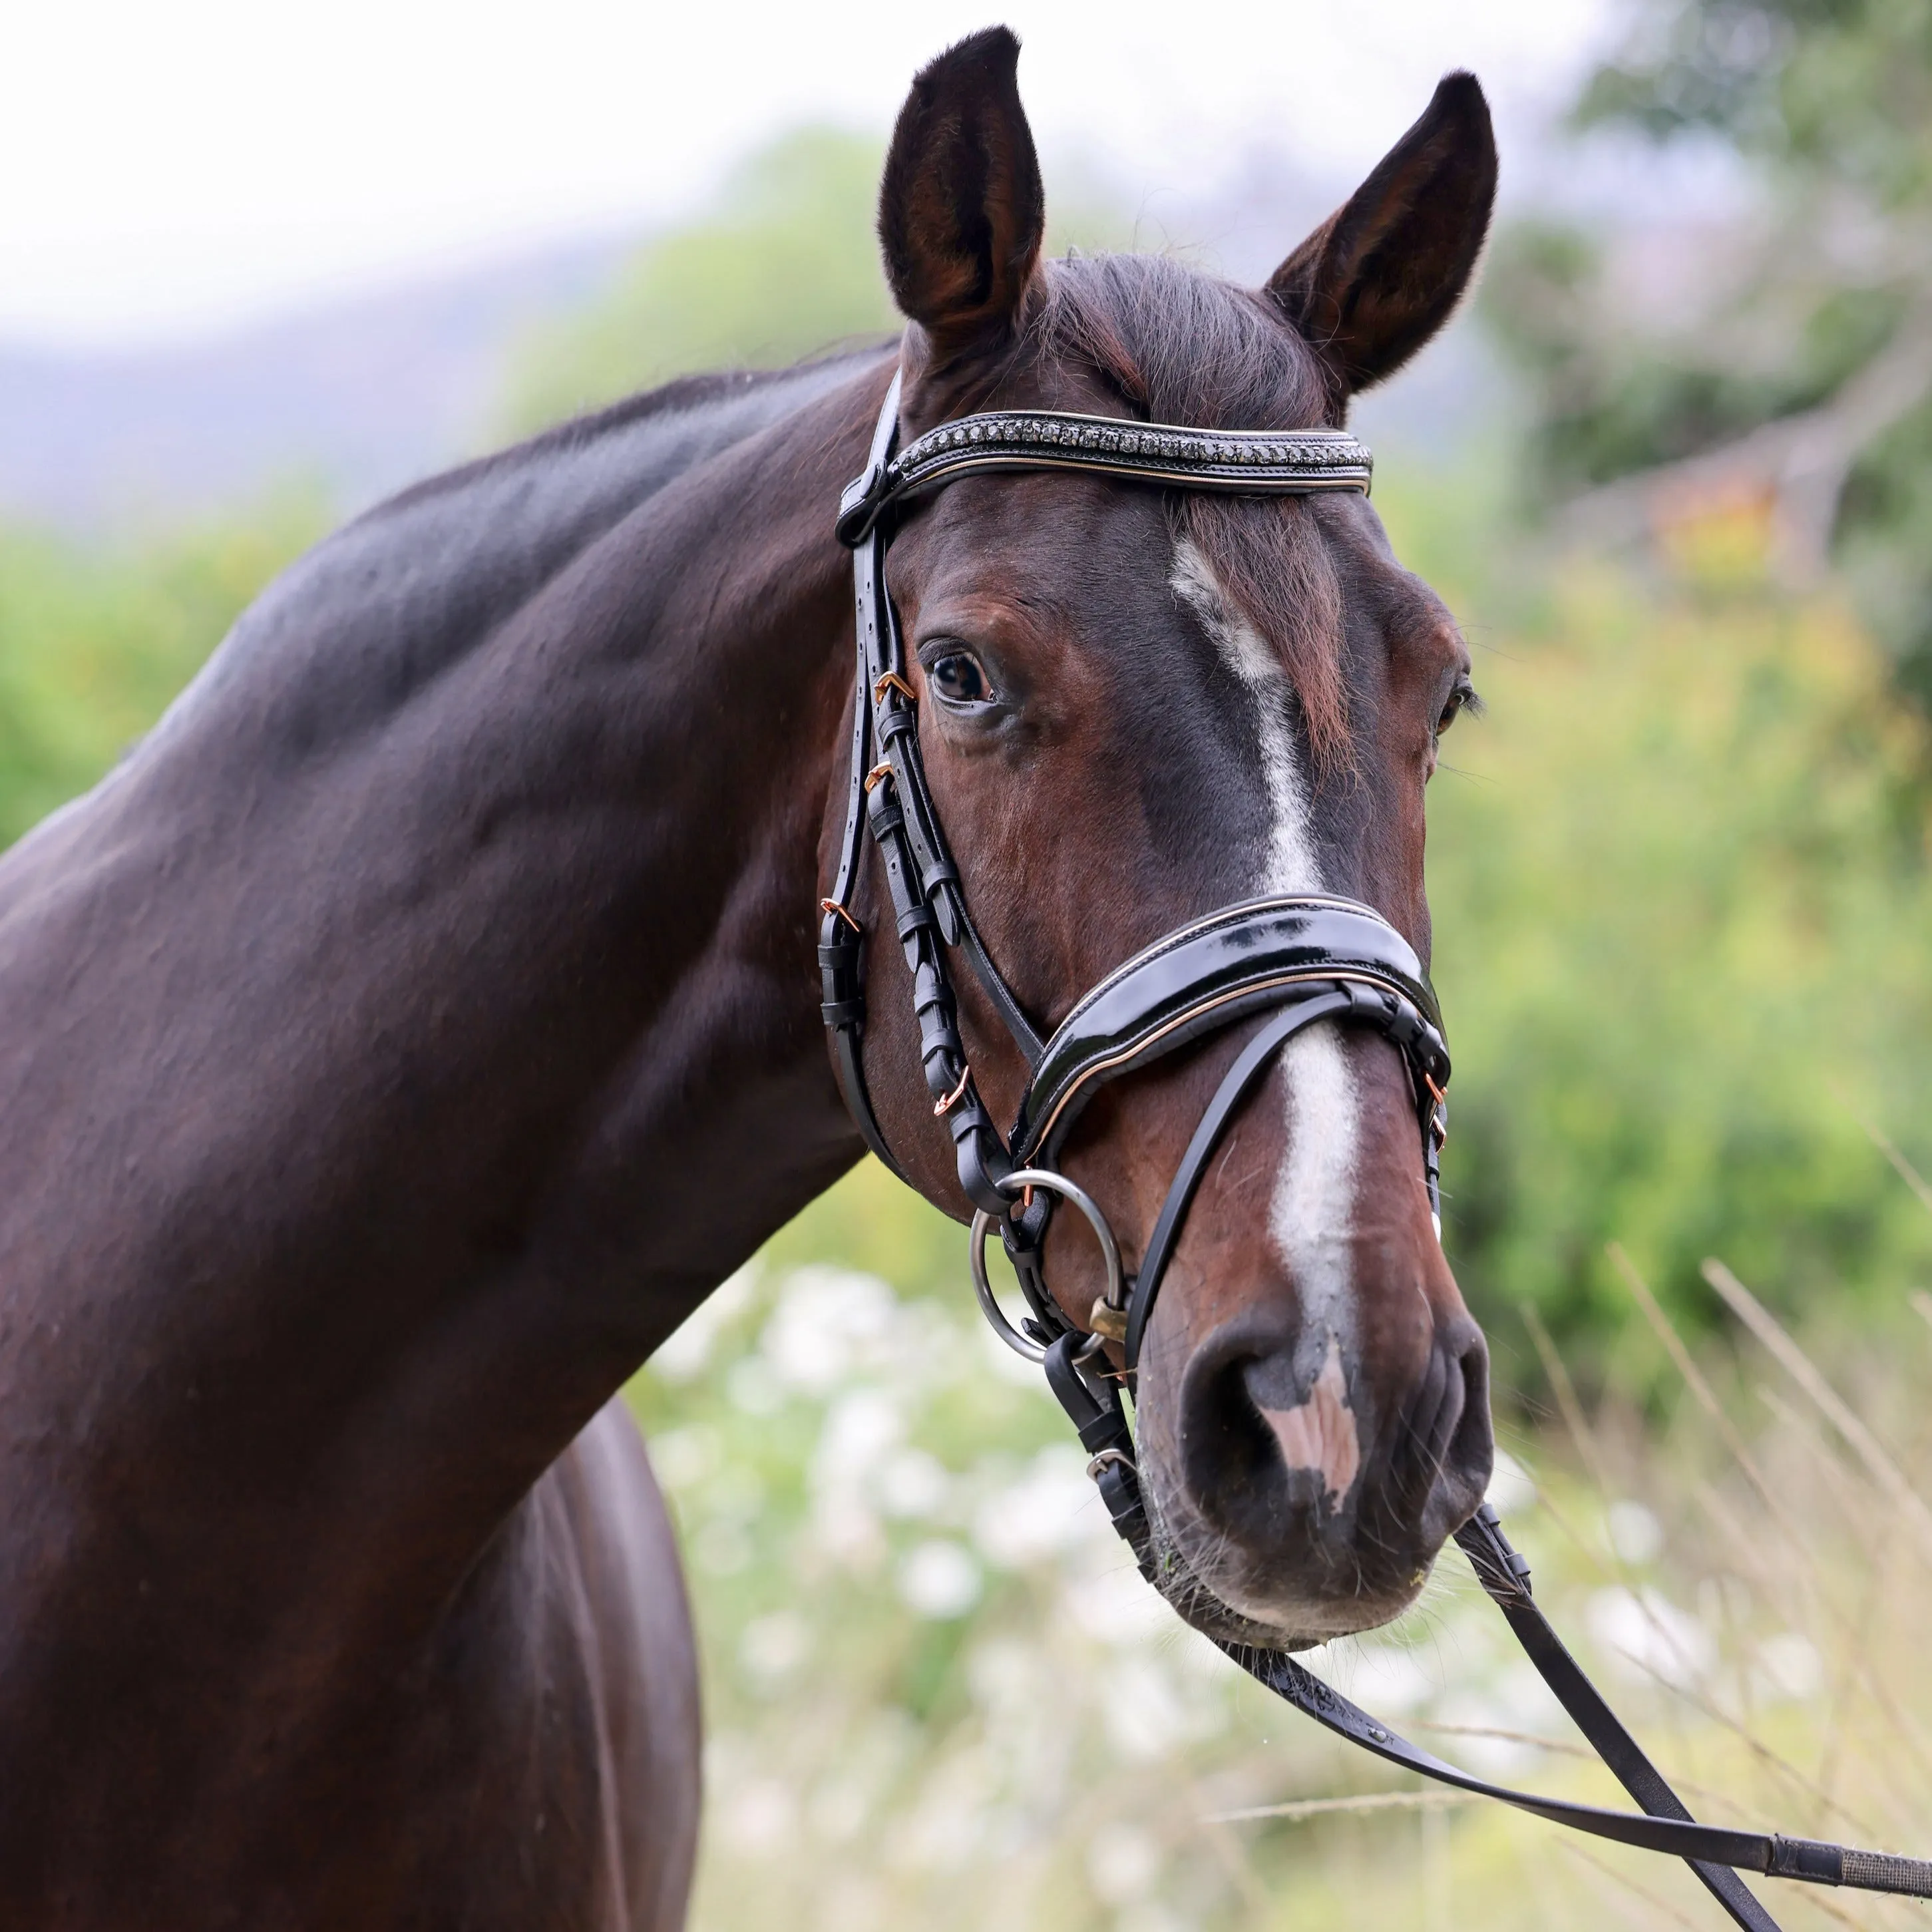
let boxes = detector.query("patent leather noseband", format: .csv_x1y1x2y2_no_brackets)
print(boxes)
815,370,1932,1921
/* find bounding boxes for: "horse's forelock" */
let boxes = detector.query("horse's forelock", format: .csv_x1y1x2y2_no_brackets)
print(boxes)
1032,256,1352,774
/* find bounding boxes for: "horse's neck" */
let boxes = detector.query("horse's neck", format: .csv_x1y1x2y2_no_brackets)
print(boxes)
0,352,887,1629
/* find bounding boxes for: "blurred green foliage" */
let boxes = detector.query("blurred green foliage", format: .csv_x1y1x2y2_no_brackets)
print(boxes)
502,127,1133,436
0,500,322,846
1576,0,1932,192
502,131,898,435
1382,460,1932,1370
1485,224,1903,487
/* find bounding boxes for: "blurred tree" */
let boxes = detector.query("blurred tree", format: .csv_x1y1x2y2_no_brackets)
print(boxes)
1487,0,1932,707
502,130,898,435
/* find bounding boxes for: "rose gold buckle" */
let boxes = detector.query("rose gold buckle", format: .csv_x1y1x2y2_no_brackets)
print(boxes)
933,1064,972,1116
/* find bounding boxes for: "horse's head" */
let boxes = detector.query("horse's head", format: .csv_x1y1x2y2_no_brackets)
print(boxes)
834,29,1497,1648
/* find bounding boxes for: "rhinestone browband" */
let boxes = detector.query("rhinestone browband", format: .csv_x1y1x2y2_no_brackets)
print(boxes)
835,408,1372,543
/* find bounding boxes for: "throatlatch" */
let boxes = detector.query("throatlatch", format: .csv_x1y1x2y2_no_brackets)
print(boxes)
819,369,1932,1924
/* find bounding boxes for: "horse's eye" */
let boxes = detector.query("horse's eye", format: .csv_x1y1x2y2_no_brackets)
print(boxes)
1437,679,1478,737
929,653,995,706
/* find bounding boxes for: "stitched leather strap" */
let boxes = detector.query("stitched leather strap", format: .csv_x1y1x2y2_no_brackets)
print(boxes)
1229,1584,1932,1910
868,567,1045,1064
837,410,1372,543
818,373,908,1180
1223,1641,1798,1900
1012,896,1447,1165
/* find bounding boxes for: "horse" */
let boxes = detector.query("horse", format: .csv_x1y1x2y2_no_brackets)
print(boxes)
0,27,1497,1929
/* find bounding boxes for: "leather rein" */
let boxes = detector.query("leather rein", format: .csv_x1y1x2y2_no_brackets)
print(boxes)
817,370,1932,1920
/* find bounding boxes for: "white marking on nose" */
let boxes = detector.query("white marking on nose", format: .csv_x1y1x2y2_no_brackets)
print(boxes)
1257,1336,1362,1513
1271,1025,1360,1342
1170,540,1363,1364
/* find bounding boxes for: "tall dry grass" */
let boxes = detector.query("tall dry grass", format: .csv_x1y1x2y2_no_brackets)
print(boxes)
1211,1223,1932,1932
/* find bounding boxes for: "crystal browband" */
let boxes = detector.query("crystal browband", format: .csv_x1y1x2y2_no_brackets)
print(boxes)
835,409,1372,543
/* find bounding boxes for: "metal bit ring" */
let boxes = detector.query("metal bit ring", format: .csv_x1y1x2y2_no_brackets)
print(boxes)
968,1167,1125,1363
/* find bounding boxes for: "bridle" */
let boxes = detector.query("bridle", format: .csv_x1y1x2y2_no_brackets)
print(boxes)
821,371,1446,1374
817,367,1931,1921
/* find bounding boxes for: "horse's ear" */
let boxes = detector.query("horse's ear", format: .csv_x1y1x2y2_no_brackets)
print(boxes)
878,27,1044,366
1266,72,1497,399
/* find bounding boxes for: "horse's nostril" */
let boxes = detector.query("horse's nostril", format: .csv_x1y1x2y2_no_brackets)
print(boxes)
1426,1322,1494,1533
1169,1312,1496,1587
1181,1352,1278,1516
1171,1335,1310,1545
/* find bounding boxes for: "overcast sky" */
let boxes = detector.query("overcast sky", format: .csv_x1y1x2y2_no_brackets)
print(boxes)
4,0,1617,349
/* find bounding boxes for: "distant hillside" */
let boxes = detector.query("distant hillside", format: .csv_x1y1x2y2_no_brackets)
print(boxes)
0,236,632,530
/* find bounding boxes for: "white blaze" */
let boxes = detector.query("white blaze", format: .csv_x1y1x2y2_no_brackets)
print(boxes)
1170,542,1362,1467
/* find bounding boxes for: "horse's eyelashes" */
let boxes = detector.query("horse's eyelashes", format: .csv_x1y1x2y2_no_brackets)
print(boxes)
1438,679,1481,735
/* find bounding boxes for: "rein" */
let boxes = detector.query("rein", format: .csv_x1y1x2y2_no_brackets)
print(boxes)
817,371,1932,1921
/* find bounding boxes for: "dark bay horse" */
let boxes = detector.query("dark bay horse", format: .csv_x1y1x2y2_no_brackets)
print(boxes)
0,29,1497,1929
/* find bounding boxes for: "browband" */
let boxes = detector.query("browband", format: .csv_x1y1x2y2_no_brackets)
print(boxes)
836,408,1372,543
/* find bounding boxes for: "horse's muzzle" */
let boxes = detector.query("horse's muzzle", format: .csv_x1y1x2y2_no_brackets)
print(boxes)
1161,1307,1493,1639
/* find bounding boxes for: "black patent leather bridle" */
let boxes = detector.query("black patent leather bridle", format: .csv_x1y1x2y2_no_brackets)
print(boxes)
817,370,1932,1921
